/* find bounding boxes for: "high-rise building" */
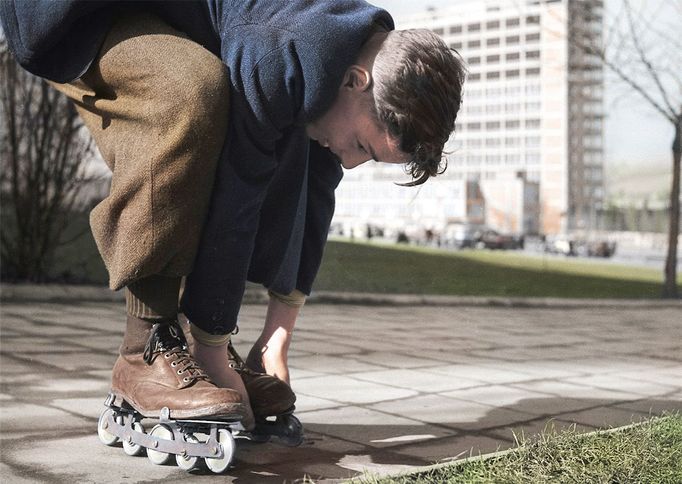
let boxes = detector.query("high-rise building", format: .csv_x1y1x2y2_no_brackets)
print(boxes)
333,0,604,236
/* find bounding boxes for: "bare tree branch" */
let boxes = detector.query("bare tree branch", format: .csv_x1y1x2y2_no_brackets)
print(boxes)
1,41,96,282
623,0,677,118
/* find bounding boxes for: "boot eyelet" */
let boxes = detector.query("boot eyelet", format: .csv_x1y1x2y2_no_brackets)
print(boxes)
164,353,170,358
177,369,183,374
183,377,190,382
170,362,177,367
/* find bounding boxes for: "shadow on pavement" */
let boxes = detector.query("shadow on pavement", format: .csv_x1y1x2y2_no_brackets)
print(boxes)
166,397,681,483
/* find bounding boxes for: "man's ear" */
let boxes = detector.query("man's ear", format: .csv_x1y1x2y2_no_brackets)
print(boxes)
342,65,372,92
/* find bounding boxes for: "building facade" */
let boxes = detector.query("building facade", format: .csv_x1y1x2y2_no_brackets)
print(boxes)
333,0,604,236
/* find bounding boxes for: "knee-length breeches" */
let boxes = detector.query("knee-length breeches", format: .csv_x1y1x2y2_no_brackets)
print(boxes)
50,13,229,290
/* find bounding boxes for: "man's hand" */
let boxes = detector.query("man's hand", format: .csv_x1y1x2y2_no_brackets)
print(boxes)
247,294,301,384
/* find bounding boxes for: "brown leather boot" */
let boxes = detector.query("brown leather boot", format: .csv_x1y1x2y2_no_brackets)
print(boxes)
227,341,296,417
112,320,249,421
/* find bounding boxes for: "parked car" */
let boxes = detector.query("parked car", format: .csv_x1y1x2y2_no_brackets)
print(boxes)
476,229,521,250
443,223,486,249
545,237,617,258
587,240,617,258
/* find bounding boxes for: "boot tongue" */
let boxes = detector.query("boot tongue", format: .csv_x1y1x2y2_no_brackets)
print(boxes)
143,321,187,363
156,322,187,350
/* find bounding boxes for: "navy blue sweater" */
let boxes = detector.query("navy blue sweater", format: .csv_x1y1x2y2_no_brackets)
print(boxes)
1,1,393,331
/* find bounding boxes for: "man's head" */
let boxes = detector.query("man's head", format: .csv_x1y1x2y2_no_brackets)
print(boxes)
307,28,466,185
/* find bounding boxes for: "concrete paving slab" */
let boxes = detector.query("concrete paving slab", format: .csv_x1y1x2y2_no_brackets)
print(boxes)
440,384,551,409
347,368,484,393
295,375,419,404
300,406,447,449
0,402,91,433
348,352,446,369
552,405,651,429
487,416,599,442
368,394,533,431
391,432,510,464
562,374,678,397
423,364,538,385
510,379,643,401
289,354,387,375
1,299,681,482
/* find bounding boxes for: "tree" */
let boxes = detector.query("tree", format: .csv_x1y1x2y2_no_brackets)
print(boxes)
571,0,681,298
0,40,96,282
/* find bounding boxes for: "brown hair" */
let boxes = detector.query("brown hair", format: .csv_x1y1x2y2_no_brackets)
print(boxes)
372,29,466,186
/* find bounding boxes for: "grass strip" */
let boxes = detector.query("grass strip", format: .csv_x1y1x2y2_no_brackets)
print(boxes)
315,240,679,299
359,413,682,484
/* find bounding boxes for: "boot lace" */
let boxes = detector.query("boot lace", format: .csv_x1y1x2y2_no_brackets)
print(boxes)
143,320,209,382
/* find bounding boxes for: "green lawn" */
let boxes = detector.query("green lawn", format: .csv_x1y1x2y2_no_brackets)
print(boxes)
360,413,682,484
314,239,679,299
2,213,679,300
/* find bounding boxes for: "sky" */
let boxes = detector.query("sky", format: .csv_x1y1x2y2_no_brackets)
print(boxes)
370,0,679,171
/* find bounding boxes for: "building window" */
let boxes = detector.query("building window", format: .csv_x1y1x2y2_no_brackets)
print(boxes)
526,136,541,147
526,50,540,59
469,72,481,81
526,32,540,42
467,122,482,130
505,120,520,129
486,71,501,80
468,56,481,65
526,15,540,24
468,39,481,48
506,18,520,27
486,121,501,130
506,35,520,45
505,52,520,61
486,20,500,30
433,27,444,35
525,119,541,128
525,152,541,163
486,37,501,47
451,42,463,49
506,69,520,78
467,22,481,32
486,54,500,63
526,67,541,76
525,83,541,95
449,25,463,34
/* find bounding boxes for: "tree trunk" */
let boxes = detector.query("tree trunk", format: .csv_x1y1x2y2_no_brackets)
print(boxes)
663,117,681,298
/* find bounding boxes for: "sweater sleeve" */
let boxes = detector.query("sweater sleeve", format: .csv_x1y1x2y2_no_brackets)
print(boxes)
181,35,304,332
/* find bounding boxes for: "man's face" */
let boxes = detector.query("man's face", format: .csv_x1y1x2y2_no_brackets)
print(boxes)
306,68,409,170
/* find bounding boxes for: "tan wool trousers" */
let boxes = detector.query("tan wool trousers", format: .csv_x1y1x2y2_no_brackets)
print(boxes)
51,13,229,291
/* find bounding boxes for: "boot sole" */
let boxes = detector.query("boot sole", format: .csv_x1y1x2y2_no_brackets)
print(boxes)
110,391,248,421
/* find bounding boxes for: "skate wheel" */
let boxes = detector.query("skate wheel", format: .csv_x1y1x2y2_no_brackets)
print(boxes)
204,429,235,474
122,421,146,456
280,414,304,447
147,424,173,465
97,408,119,446
175,434,199,471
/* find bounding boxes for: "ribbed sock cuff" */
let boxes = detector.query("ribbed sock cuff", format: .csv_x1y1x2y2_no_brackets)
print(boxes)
268,289,306,308
125,275,182,319
189,323,231,347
